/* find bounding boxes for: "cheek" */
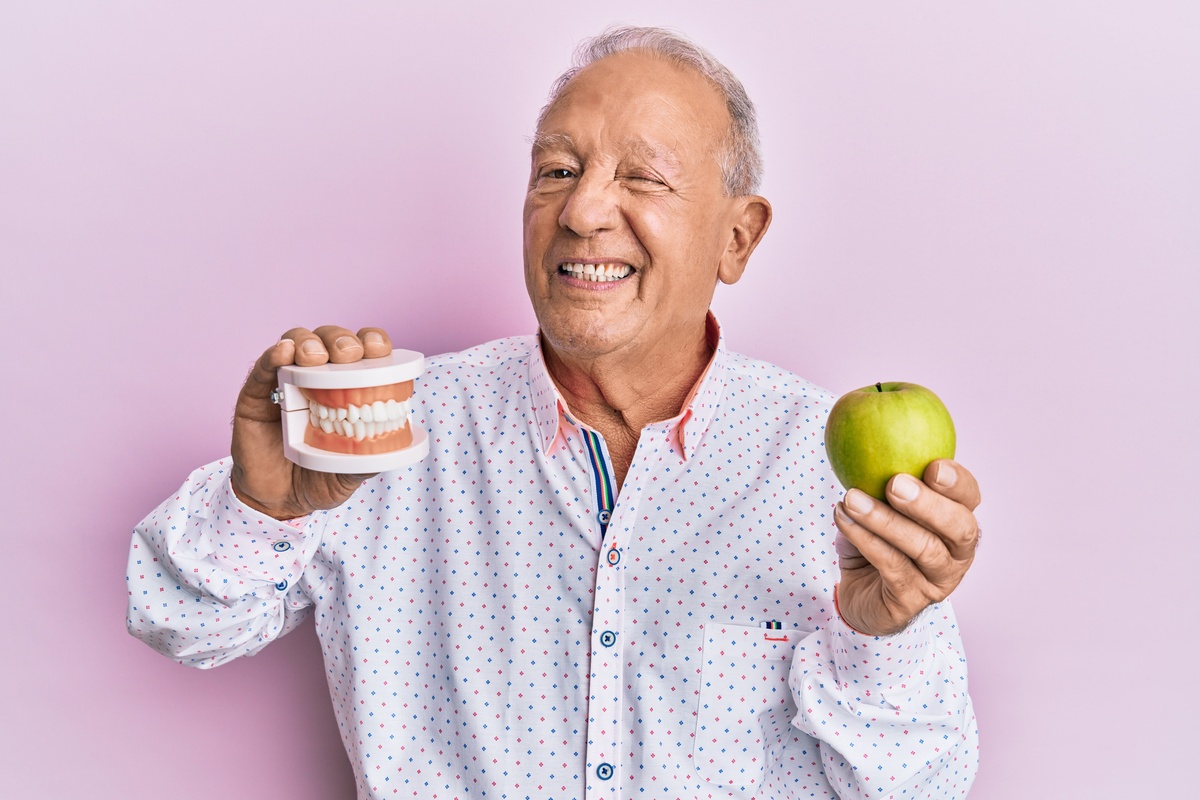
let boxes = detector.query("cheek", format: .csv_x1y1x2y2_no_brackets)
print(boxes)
640,214,727,307
633,209,708,270
523,215,558,276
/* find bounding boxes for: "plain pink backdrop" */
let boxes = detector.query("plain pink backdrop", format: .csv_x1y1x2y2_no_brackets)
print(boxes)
2,2,1197,797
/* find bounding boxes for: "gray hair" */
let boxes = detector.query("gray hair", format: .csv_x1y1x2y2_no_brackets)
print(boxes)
536,25,763,196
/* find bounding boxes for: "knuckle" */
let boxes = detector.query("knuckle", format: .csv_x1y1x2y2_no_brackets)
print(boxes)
924,585,950,607
950,514,978,547
916,535,951,571
877,542,911,574
873,508,905,541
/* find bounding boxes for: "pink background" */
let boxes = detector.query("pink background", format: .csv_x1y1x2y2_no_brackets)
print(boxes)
2,2,1197,797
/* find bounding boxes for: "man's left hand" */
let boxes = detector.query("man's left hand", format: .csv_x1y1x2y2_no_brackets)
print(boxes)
833,459,982,637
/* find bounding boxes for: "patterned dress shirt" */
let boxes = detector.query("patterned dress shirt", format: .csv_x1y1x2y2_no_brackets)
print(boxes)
127,321,978,799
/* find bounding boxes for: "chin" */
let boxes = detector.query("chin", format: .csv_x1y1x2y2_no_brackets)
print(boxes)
540,316,635,360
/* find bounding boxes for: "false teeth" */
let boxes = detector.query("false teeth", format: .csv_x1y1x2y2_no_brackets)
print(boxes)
309,399,412,440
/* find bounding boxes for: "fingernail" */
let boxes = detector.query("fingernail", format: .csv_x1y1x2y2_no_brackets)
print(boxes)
276,338,295,352
891,473,920,502
933,462,957,488
334,335,361,353
845,490,873,514
300,339,325,356
362,331,384,346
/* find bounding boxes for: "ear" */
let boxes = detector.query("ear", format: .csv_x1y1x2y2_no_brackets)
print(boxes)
717,195,772,285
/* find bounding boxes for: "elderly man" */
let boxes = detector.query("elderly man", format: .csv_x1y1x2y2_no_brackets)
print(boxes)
128,26,981,799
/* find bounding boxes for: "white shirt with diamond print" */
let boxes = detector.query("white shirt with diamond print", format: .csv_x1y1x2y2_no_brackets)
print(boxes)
127,325,978,799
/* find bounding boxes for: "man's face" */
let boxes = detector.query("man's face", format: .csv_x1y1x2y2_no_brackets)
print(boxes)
523,51,746,365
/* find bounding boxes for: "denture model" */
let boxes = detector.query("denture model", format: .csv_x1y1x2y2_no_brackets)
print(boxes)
274,350,429,474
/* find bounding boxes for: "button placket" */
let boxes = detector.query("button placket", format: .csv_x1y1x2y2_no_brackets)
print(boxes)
581,427,624,799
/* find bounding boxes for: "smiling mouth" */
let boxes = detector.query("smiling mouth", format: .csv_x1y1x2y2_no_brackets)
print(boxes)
558,262,634,282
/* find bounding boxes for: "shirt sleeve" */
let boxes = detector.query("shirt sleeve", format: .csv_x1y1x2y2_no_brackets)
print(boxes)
125,458,319,668
789,601,979,798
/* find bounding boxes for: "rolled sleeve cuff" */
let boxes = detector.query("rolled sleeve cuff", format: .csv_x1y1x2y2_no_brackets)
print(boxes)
166,459,318,598
822,602,966,716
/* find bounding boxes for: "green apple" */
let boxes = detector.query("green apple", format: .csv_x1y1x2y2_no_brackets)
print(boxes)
825,382,956,501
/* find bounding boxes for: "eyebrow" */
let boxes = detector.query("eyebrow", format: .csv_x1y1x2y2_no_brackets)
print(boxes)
528,132,575,152
529,132,680,168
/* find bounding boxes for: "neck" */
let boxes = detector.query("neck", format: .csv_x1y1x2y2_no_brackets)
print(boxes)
541,318,714,488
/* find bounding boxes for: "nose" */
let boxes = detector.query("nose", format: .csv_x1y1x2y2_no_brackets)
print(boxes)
557,172,619,237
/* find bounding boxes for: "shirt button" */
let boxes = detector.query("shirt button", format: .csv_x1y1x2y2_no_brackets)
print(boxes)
272,541,292,552
596,762,614,780
600,630,617,647
606,548,621,566
597,509,611,525
275,580,288,591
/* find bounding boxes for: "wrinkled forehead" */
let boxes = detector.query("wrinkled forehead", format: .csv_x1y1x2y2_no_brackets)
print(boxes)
532,53,730,161
529,131,683,167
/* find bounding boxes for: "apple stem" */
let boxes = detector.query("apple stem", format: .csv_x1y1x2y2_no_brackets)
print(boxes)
875,382,882,392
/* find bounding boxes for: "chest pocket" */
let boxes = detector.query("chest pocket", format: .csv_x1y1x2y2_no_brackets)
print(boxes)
694,622,803,797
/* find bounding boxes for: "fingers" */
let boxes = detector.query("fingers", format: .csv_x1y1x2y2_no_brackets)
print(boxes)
835,498,929,589
313,325,367,364
357,327,392,359
243,323,392,406
886,471,980,562
833,503,929,629
836,479,976,600
924,459,982,512
280,326,393,366
833,463,985,636
281,327,331,367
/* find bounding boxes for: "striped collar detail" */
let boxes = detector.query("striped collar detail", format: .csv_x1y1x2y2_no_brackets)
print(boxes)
528,312,729,460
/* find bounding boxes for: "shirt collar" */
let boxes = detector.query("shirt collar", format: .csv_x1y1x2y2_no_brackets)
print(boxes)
529,341,568,454
676,312,726,459
528,312,728,460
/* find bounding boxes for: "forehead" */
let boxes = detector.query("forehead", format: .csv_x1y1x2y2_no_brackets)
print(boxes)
536,51,729,157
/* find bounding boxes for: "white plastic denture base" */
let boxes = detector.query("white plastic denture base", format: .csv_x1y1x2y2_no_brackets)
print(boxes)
276,349,429,474
282,424,429,474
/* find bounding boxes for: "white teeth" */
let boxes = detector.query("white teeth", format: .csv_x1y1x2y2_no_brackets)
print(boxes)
308,398,410,440
562,262,632,282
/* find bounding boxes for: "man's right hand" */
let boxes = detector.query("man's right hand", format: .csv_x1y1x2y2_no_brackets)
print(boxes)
230,325,393,519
